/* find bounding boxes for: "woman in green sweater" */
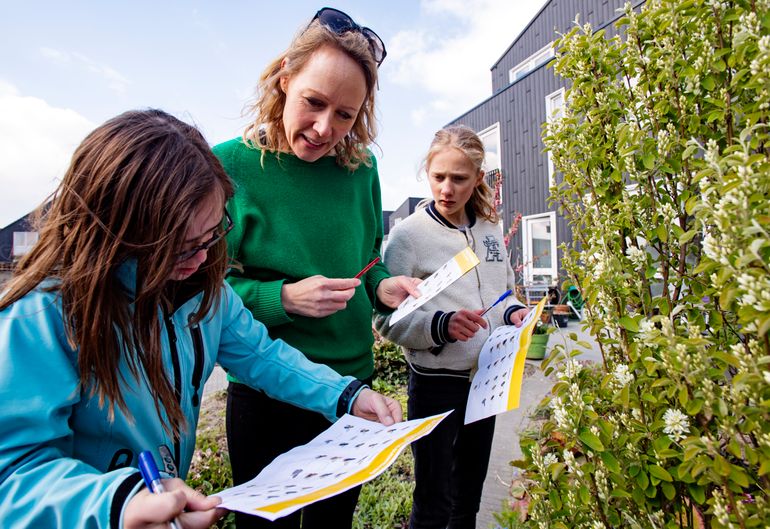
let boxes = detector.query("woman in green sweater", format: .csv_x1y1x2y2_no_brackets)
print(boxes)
213,8,418,529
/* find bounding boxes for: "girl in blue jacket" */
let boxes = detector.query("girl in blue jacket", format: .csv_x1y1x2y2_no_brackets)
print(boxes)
0,109,401,529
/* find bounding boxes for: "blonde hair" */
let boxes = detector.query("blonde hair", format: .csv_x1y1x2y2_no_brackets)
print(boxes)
423,125,499,223
243,21,378,171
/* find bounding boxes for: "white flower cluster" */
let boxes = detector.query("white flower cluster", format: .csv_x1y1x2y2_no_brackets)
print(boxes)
557,357,583,382
637,318,658,342
737,272,770,313
612,363,634,387
712,489,733,528
753,35,770,89
594,466,610,502
647,510,665,529
543,452,558,468
625,244,646,270
563,449,583,477
662,408,690,442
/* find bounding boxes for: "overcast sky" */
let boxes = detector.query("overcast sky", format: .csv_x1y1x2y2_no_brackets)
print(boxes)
0,0,547,228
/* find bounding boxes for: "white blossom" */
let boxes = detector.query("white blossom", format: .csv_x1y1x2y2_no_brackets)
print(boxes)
612,363,634,387
662,408,690,442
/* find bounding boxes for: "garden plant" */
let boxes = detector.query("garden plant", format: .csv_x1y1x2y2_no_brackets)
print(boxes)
512,0,770,527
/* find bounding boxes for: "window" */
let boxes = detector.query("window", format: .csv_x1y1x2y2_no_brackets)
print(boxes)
521,212,557,284
545,88,566,188
478,123,503,209
478,123,501,174
12,231,38,258
508,43,555,83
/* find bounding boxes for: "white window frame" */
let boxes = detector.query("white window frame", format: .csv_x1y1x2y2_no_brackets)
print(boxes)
508,43,555,83
478,122,501,174
478,122,503,210
521,212,557,284
12,231,38,258
545,87,566,189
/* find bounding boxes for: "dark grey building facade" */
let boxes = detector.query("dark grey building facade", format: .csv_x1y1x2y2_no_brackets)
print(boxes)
448,0,640,286
0,214,37,267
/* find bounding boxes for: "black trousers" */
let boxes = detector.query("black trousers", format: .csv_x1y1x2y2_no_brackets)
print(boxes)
407,370,496,529
226,381,364,529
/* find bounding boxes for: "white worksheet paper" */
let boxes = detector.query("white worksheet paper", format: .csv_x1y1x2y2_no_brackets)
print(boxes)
464,297,546,424
389,247,480,326
216,412,451,520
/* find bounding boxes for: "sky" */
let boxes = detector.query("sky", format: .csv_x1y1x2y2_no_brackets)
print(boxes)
0,0,548,228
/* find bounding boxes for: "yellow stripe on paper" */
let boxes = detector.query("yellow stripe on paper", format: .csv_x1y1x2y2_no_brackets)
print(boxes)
254,415,446,515
454,247,480,273
506,297,547,410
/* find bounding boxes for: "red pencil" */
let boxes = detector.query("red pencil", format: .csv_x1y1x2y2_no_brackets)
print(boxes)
354,257,380,279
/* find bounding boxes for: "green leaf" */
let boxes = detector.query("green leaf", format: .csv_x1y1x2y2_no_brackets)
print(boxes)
688,483,706,504
601,451,621,474
611,489,632,499
578,485,590,504
649,465,673,482
619,316,639,332
549,487,563,510
579,428,605,452
661,481,676,500
714,455,731,477
642,153,655,170
635,470,649,489
730,466,750,488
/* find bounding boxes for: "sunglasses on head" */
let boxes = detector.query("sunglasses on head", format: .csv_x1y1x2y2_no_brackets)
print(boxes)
176,210,234,262
310,7,387,67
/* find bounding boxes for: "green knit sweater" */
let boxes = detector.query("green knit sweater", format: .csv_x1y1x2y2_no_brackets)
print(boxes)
213,138,390,379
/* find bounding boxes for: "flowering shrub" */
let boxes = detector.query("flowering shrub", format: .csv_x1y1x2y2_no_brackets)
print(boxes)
514,0,770,527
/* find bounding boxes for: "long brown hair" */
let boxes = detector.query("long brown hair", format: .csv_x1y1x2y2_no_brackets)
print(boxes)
0,109,233,437
423,125,499,223
243,20,379,171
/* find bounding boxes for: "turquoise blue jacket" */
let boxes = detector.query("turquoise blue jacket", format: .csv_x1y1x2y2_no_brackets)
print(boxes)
0,265,360,529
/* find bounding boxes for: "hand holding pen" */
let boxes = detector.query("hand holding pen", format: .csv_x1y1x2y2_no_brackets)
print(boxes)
122,451,223,529
447,289,515,341
139,451,184,529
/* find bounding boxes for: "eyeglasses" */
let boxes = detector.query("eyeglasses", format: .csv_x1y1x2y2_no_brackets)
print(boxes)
310,7,387,67
176,210,234,262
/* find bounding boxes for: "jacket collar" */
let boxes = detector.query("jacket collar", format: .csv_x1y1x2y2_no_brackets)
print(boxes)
115,258,205,313
425,200,476,230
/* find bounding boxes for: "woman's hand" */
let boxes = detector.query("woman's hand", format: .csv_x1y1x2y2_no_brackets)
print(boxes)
350,388,403,426
124,478,224,529
448,309,488,342
507,307,530,327
281,275,361,318
375,276,422,309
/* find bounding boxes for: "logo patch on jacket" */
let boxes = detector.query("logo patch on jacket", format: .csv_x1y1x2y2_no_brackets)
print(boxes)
483,235,504,262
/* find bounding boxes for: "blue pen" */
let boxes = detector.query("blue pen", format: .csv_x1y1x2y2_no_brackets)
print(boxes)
138,450,183,529
480,289,513,317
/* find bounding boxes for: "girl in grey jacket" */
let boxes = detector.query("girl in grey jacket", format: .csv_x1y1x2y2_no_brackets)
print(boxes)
374,125,528,529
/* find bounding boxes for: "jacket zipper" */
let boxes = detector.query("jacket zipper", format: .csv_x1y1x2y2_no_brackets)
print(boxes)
163,312,183,473
460,226,490,338
189,324,205,408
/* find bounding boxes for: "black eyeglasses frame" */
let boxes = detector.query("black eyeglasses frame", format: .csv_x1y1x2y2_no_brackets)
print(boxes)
310,7,387,67
176,210,234,262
